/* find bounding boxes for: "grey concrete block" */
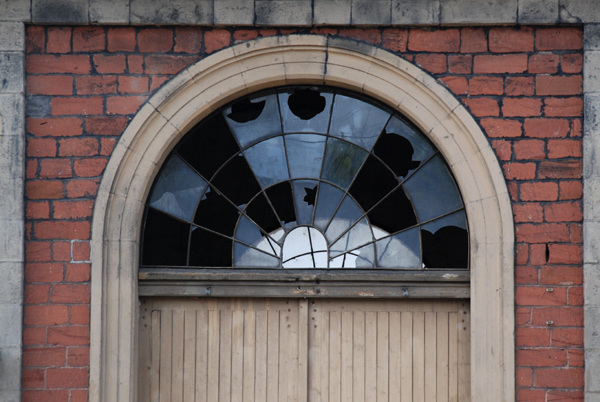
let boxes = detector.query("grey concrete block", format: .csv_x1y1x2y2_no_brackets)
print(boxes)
0,220,23,262
586,346,600,391
0,263,22,304
89,0,130,23
585,24,600,51
32,0,88,23
440,0,517,24
584,219,600,263
0,346,21,393
0,93,24,135
0,307,22,347
392,0,440,24
518,0,559,23
585,262,600,305
0,22,24,51
0,0,31,21
314,0,351,25
131,0,213,24
587,393,600,402
215,0,254,25
25,95,51,118
255,1,312,26
0,52,24,94
584,51,600,93
560,0,600,23
351,0,391,25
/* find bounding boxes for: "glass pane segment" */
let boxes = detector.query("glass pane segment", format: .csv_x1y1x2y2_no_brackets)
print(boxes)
224,94,282,148
349,155,398,212
380,116,435,176
329,218,373,258
293,180,319,225
314,182,345,230
149,155,207,222
329,94,390,150
244,137,289,188
189,227,232,267
321,138,368,189
404,155,463,222
245,193,283,235
235,215,279,256
279,89,333,133
376,228,421,268
421,211,468,269
142,208,189,266
211,154,262,207
234,243,280,268
367,186,417,235
285,134,326,180
265,182,296,227
194,187,240,236
282,227,328,268
330,243,374,268
325,195,365,243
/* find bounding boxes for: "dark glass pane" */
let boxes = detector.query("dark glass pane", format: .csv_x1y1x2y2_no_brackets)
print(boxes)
349,155,398,211
376,227,420,268
194,187,239,236
224,94,281,148
148,155,207,222
244,137,289,188
314,182,344,230
142,208,189,266
421,211,468,269
235,215,280,256
367,186,417,235
279,89,333,133
234,242,280,267
177,113,240,180
325,195,365,243
293,180,319,225
321,138,368,189
285,134,326,180
189,227,232,267
212,154,261,207
245,193,283,234
404,155,463,222
265,182,296,227
329,218,372,258
329,94,389,151
383,116,434,172
330,243,375,268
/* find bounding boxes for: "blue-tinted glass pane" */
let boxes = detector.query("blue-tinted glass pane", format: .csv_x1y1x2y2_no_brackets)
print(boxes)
329,94,390,151
293,180,319,225
285,134,326,180
313,182,344,230
321,138,368,189
325,195,365,243
376,227,420,268
244,137,289,188
279,89,333,133
235,215,280,256
224,94,282,148
421,212,468,269
381,116,434,176
234,243,280,267
330,243,375,268
404,155,463,222
329,218,373,258
149,155,207,222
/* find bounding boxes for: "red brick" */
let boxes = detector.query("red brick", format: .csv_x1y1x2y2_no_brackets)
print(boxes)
506,76,534,96
85,116,129,136
46,27,71,53
516,223,568,243
150,75,171,91
70,304,90,325
536,28,583,51
27,75,73,96
68,346,90,367
118,76,148,94
414,54,446,74
540,267,582,286
139,28,173,52
535,368,583,388
516,307,531,325
516,327,550,347
73,158,108,178
25,284,50,304
536,75,582,96
519,181,559,202
25,262,64,283
473,54,528,74
233,29,259,42
52,240,71,262
440,76,467,95
550,329,583,349
489,27,534,53
513,139,545,160
26,201,50,220
66,263,91,283
548,244,582,265
23,346,66,367
516,286,567,306
24,327,47,346
99,138,116,158
516,367,533,387
516,244,529,265
71,390,89,402
46,367,88,388
517,348,567,367
51,284,91,304
76,75,117,95
517,389,545,401
339,28,381,45
204,29,231,53
571,119,582,137
22,368,45,389
39,159,72,179
516,265,537,284
26,26,46,53
382,29,408,52
548,390,583,401
532,307,583,327
502,98,542,118
468,76,503,95
529,243,548,265
539,161,582,179
544,202,582,222
25,305,69,325
513,203,543,223
27,55,91,74
93,54,126,74
144,55,196,75
26,160,38,179
561,53,582,74
72,241,90,261
460,28,487,53
569,286,583,306
53,200,94,220
106,95,146,115
73,27,105,52
528,54,559,74
34,221,90,240
408,29,459,52
26,180,64,200
491,140,512,161
65,179,99,198
570,223,583,243
127,55,144,74
48,325,90,347
58,137,99,157
447,55,471,74
503,162,536,180
524,118,570,138
51,97,103,116
544,98,582,117
547,139,581,159
23,390,69,401
309,28,338,36
463,97,499,117
480,118,522,138
107,27,136,52
28,117,83,137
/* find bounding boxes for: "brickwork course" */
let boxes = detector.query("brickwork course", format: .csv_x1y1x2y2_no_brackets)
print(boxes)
20,25,584,401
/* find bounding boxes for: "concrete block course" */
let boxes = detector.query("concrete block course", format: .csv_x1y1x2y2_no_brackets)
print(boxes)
0,22,24,51
0,53,24,93
255,1,312,26
440,0,518,24
31,0,88,23
517,0,559,23
351,0,392,25
313,0,351,25
130,0,213,24
89,0,130,24
214,0,254,25
392,0,440,25
0,0,30,22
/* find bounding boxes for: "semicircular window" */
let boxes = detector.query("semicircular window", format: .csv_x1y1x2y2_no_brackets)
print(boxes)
141,87,469,270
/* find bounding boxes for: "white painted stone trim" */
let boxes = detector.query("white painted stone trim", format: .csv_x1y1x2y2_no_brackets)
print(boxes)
90,35,515,402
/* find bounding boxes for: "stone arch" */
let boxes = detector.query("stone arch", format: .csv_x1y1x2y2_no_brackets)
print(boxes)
89,35,515,401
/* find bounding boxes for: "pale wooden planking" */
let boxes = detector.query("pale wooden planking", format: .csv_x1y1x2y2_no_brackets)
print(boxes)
353,311,366,402
266,310,280,401
171,310,185,402
424,311,437,402
458,306,471,402
182,310,197,402
207,309,220,401
195,309,209,402
308,301,322,401
365,311,378,401
219,309,233,401
297,300,309,402
231,309,244,402
242,310,256,402
389,311,402,402
436,312,449,402
377,311,390,402
340,311,353,402
150,310,161,402
329,311,342,402
254,310,268,402
448,312,458,402
412,311,425,402
400,311,413,402
159,309,173,402
136,303,152,402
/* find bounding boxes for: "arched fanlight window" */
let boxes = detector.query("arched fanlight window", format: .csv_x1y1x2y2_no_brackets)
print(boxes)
141,87,468,270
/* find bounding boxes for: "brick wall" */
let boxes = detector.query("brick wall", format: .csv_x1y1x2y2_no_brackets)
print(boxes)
22,26,583,401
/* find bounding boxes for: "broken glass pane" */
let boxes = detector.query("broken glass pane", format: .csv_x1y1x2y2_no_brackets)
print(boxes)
421,212,468,269
234,242,280,268
376,227,421,268
349,154,398,212
189,226,232,267
321,138,367,189
383,116,434,170
224,94,282,148
313,182,345,230
293,180,319,225
244,137,289,188
279,89,333,133
142,208,189,266
325,195,365,243
285,134,326,180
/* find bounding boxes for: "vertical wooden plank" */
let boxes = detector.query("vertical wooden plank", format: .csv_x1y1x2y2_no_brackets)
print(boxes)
388,311,401,402
171,310,185,402
353,311,365,402
308,301,321,402
182,310,197,402
195,309,208,402
207,309,220,402
267,310,280,401
377,311,389,402
287,300,300,402
231,309,244,402
400,312,413,402
219,309,233,402
424,312,437,402
159,309,173,402
365,311,377,401
458,306,471,402
321,308,331,402
243,310,256,402
329,311,342,402
412,311,425,402
340,311,353,402
150,310,161,402
448,312,458,402
297,300,308,402
137,302,152,402
436,312,449,402
255,310,268,402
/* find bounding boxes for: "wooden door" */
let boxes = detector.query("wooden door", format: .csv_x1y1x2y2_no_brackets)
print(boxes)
138,298,469,402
